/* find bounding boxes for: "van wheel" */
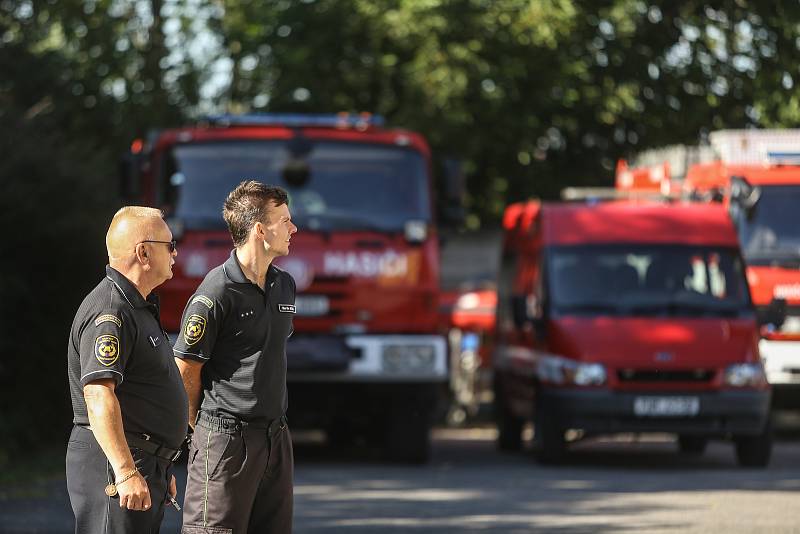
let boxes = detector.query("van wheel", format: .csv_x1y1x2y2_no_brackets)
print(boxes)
678,435,708,455
735,421,772,468
533,399,566,464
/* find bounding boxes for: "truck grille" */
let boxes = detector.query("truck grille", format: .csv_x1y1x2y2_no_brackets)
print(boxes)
617,369,715,383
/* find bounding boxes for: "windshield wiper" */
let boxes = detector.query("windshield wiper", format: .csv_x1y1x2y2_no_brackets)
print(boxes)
627,299,742,317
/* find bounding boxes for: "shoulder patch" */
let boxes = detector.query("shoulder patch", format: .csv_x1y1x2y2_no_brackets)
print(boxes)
278,304,296,313
95,335,119,366
95,314,122,328
183,314,207,346
191,295,214,309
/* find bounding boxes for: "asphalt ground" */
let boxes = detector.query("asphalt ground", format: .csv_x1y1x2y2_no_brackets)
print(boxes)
2,425,799,533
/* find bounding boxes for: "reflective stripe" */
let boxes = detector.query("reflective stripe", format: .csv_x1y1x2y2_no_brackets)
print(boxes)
203,429,212,526
174,348,210,360
80,369,124,384
105,460,112,534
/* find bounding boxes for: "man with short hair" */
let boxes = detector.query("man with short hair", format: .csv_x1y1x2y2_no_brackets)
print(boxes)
175,180,298,533
66,206,189,533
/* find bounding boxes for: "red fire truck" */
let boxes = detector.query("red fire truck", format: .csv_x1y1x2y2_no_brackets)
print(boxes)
681,130,800,411
493,200,773,466
121,113,455,462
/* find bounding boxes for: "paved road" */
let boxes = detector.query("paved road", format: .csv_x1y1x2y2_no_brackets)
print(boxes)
2,427,799,533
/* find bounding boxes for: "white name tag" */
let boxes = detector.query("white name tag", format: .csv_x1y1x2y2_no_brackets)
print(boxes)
278,304,296,313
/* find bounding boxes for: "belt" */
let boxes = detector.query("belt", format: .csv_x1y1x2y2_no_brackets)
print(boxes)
125,431,185,462
196,411,288,437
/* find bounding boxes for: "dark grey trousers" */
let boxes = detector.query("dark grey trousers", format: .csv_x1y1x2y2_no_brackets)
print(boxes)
181,413,294,534
66,425,173,534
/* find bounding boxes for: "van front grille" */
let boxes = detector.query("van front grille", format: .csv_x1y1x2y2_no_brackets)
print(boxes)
617,369,715,383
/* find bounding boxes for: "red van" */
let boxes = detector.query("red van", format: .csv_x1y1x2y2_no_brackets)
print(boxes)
493,200,775,466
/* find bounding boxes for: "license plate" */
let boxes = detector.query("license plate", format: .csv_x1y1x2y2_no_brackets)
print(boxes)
295,295,330,317
633,396,699,417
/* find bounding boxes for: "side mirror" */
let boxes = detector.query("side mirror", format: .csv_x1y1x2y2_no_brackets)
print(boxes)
760,298,787,331
119,151,142,203
729,176,761,220
511,294,547,340
511,294,528,329
441,157,466,226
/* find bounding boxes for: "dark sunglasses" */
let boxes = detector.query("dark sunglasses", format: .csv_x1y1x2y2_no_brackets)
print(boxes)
139,240,177,253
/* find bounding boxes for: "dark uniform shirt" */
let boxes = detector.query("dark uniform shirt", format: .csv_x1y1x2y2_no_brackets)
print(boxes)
67,267,189,448
173,250,295,423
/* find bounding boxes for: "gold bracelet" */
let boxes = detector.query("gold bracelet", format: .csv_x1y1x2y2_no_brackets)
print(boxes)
104,468,139,497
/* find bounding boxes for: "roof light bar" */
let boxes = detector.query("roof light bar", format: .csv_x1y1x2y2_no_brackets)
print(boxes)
202,113,386,129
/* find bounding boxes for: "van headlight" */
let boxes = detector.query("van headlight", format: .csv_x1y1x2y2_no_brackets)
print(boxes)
724,363,767,387
538,355,606,386
383,344,436,374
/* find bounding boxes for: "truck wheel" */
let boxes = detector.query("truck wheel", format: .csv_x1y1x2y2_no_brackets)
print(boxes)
386,415,431,464
678,435,708,455
494,382,523,451
326,421,356,449
533,398,566,464
735,421,772,468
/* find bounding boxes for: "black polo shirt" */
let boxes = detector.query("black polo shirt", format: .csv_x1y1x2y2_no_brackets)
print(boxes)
67,267,189,448
173,250,295,423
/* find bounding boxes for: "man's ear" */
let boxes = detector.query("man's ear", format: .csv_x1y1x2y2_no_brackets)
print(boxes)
135,243,151,269
252,221,265,241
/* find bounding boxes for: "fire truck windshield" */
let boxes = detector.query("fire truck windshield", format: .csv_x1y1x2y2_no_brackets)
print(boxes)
733,185,800,266
547,245,751,317
162,140,431,231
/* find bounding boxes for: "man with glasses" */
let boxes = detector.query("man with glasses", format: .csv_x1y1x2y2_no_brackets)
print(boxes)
174,181,298,533
66,206,188,534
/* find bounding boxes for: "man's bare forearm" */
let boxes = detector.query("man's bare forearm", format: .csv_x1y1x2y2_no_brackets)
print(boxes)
84,380,136,477
175,358,204,429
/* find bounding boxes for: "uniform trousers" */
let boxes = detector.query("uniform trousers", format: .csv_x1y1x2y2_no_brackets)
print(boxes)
181,412,294,534
66,425,174,534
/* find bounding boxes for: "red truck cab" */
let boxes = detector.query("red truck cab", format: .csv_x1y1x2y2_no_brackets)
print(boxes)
123,114,450,462
684,161,800,409
493,200,772,466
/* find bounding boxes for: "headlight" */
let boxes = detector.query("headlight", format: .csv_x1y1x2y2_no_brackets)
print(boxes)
537,355,606,386
724,363,767,387
383,344,436,374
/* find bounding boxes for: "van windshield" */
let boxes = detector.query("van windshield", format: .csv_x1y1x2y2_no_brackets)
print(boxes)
160,140,431,232
547,245,752,317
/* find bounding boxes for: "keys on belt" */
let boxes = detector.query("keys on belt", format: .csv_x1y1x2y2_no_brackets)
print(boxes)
125,431,186,462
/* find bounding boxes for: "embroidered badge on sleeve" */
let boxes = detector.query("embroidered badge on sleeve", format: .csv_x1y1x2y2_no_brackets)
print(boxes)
95,335,120,366
183,314,207,346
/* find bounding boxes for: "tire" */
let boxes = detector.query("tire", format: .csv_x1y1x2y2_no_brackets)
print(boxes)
533,396,566,464
494,381,523,452
326,421,357,449
735,421,773,468
385,414,431,464
678,435,708,455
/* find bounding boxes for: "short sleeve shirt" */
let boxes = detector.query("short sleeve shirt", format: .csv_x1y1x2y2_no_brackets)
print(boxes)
67,267,189,448
173,250,296,423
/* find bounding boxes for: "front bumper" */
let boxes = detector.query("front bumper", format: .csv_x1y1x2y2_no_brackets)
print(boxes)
287,334,448,383
760,339,800,386
541,388,771,436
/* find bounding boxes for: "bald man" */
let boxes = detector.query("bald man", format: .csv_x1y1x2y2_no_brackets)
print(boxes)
66,207,188,534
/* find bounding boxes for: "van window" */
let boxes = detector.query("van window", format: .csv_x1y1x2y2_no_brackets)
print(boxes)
547,245,751,317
